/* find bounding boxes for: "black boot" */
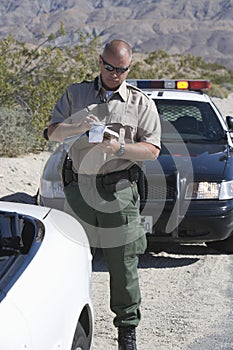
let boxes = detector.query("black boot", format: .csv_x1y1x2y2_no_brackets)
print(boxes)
118,326,137,350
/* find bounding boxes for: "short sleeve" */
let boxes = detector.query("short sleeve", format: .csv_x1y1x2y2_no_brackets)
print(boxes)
137,96,161,149
49,88,72,125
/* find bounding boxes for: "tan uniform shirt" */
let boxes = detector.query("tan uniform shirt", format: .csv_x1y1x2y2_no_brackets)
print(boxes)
50,76,161,175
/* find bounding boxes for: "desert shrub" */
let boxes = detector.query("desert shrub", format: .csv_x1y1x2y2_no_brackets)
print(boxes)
0,31,101,153
208,84,229,99
0,107,43,156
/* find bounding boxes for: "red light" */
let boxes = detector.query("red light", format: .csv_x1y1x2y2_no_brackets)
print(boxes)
150,81,164,89
189,80,210,90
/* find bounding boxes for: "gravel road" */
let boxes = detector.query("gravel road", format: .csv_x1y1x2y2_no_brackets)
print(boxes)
91,243,233,350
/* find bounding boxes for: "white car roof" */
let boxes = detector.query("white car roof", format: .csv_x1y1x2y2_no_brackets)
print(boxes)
144,89,212,102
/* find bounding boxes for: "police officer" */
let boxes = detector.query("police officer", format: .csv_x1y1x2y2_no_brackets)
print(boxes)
48,39,161,350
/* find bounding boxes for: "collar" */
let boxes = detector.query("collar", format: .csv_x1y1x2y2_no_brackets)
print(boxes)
95,75,128,102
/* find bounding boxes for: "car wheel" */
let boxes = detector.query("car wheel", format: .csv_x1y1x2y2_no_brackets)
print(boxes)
206,235,233,254
71,322,89,350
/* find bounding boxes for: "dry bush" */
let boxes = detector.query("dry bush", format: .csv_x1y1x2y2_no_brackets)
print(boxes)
0,107,43,157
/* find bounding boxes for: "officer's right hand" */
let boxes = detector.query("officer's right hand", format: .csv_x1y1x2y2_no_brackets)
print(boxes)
79,114,100,132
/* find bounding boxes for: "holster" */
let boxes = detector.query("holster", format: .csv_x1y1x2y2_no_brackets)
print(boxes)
62,155,73,186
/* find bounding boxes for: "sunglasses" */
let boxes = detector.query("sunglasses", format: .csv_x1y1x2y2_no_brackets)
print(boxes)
101,56,130,74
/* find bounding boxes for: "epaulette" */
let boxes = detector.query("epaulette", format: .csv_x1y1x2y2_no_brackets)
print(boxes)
126,81,151,99
79,76,99,90
80,79,93,83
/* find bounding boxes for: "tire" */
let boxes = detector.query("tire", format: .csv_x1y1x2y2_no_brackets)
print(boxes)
206,235,233,254
71,322,89,350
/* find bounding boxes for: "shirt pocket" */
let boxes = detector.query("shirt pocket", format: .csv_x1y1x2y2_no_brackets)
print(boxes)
108,113,138,143
110,112,138,129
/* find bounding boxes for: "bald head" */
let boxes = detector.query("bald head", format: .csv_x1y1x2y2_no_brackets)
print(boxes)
102,40,132,61
99,39,132,90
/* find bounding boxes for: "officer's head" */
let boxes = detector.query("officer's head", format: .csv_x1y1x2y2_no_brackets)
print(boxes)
99,39,132,91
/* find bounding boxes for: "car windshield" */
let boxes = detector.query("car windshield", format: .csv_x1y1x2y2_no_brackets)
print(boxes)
154,99,225,142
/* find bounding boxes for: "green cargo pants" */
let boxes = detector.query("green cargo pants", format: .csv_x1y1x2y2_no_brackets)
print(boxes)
64,177,147,327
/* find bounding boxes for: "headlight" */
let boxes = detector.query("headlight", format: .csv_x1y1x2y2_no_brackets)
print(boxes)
185,181,233,200
185,182,220,199
219,181,233,200
39,179,65,199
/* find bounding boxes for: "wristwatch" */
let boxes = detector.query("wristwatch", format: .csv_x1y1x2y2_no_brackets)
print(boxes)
115,143,125,157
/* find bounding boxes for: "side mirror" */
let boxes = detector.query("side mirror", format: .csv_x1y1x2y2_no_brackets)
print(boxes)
226,116,233,131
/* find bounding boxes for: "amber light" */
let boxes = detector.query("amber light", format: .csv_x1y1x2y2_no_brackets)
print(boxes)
177,81,189,90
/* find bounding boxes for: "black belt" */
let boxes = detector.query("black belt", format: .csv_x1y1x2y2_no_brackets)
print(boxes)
72,164,140,191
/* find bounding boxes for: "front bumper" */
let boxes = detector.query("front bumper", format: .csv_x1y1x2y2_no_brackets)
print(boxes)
142,199,233,243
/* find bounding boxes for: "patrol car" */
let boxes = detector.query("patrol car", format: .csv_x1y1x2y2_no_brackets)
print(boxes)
39,80,233,253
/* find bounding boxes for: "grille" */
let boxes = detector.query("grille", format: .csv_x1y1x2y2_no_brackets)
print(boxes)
147,183,176,200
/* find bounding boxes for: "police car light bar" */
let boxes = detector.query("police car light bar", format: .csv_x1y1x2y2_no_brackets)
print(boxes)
128,79,210,91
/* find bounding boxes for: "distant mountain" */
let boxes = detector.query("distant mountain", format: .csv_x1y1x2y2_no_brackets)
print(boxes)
1,0,233,68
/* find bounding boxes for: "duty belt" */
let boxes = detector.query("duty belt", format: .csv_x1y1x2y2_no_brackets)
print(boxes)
72,164,140,191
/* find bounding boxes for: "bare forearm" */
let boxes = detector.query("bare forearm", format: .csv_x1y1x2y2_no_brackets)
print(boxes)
123,142,160,161
48,123,86,142
48,115,100,142
99,139,160,161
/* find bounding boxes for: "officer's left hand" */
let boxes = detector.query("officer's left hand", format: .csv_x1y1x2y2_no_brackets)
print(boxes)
97,138,120,155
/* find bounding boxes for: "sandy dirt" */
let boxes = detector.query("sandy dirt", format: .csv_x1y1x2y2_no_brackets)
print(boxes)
1,95,233,349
